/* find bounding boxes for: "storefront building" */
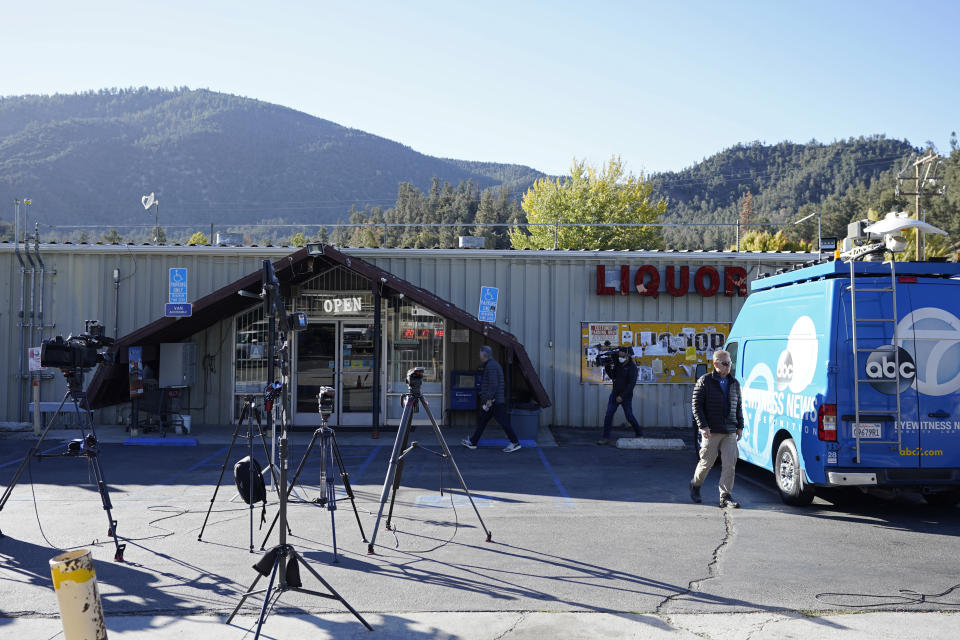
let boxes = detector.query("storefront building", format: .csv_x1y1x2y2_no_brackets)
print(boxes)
0,242,812,429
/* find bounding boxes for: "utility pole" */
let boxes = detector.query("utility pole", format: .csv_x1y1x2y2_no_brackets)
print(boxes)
897,153,944,260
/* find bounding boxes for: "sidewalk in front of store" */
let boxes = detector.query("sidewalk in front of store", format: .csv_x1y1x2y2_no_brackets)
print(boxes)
7,610,959,639
0,421,698,451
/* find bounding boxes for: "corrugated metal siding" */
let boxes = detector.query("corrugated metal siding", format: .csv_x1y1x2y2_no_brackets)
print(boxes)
359,253,796,428
0,245,806,426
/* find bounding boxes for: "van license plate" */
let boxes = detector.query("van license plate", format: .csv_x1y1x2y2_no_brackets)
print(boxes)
853,423,882,439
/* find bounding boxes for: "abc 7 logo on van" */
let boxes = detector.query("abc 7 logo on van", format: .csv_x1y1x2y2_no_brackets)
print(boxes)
864,346,915,395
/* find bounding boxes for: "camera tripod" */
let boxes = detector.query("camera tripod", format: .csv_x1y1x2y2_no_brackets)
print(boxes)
0,368,126,562
198,395,285,552
227,258,370,637
367,375,491,555
259,414,367,560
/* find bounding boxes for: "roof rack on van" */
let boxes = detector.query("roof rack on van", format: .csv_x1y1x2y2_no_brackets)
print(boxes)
751,260,960,293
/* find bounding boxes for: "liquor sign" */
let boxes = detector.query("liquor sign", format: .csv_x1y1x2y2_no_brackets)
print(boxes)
596,265,748,298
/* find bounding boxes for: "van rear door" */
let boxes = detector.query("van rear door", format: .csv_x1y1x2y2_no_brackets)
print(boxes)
839,278,920,469
902,283,960,469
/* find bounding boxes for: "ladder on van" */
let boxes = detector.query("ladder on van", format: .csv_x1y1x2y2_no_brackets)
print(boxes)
848,259,903,463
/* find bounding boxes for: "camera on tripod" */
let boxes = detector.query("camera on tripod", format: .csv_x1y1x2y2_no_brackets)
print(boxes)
405,367,425,393
317,386,335,420
40,320,114,371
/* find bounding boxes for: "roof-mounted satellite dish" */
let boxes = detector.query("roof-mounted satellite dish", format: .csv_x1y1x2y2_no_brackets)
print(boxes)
863,210,947,237
141,193,156,211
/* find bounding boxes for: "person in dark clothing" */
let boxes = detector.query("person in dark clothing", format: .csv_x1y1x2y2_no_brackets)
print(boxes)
689,349,744,508
597,347,644,445
461,346,522,453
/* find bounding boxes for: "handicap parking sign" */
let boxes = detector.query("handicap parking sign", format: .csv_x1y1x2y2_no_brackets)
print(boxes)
478,286,499,323
169,268,188,304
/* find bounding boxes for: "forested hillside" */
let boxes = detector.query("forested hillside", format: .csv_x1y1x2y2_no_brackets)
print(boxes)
1,88,956,250
650,136,954,249
0,87,543,239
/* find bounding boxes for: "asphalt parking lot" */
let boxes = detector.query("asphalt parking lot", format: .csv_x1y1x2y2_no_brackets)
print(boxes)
2,426,959,638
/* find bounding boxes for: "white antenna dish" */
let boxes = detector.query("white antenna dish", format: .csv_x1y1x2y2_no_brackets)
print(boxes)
863,211,947,236
141,193,156,210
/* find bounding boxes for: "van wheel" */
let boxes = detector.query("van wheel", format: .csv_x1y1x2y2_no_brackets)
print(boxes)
775,438,815,506
924,491,960,507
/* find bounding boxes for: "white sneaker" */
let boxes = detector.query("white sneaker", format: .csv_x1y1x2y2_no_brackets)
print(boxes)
461,438,477,450
502,442,522,453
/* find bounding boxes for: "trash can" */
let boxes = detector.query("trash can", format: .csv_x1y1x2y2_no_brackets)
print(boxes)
509,403,541,442
180,414,192,434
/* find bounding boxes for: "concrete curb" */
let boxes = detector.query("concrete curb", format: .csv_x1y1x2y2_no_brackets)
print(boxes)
617,437,687,450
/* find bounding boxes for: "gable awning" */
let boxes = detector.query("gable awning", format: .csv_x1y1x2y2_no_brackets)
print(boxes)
87,245,550,409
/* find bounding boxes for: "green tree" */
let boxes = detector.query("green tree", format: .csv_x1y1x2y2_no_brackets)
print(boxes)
733,230,812,252
187,231,210,245
510,156,666,250
289,231,307,247
103,228,122,243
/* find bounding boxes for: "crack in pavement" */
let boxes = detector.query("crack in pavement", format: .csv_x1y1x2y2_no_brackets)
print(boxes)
655,507,735,618
492,611,528,639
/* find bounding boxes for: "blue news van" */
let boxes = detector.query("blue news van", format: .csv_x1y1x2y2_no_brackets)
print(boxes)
727,258,960,506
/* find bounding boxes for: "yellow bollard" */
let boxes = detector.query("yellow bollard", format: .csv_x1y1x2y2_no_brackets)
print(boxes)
49,549,108,640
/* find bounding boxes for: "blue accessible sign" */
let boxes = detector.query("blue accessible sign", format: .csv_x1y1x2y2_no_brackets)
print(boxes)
165,303,192,317
478,286,499,323
168,267,188,304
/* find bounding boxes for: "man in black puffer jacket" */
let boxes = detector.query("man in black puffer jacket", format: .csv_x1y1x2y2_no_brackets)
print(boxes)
690,349,744,508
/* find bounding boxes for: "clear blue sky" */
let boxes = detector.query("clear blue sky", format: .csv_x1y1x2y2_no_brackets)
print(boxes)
3,1,958,175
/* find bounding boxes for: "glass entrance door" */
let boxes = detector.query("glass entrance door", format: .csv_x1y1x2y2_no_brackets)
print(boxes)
295,323,337,424
294,321,377,427
339,323,376,426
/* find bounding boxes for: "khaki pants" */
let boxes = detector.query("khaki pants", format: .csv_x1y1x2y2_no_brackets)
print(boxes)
692,432,738,496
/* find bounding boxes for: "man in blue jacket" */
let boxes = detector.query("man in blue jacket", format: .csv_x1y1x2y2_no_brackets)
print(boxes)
461,346,522,453
597,347,644,445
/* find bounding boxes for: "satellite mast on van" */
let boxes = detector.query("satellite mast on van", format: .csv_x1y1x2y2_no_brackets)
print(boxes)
841,211,947,262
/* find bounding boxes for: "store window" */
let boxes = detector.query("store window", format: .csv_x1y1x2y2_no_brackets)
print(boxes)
386,300,445,420
233,305,268,418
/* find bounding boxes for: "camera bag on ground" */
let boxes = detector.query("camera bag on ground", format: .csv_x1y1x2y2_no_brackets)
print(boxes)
234,456,268,525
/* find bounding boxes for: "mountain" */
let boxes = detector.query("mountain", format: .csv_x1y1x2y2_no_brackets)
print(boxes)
650,136,928,249
2,87,955,250
0,87,544,236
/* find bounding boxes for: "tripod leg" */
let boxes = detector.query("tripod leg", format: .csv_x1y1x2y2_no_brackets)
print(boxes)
0,390,70,519
422,399,492,542
259,428,321,549
332,434,368,542
384,420,414,533
294,550,373,630
256,414,283,498
198,421,245,541
367,400,414,554
87,453,127,561
250,554,280,640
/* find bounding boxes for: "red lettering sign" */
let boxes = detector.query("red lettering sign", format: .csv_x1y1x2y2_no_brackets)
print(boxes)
694,266,720,297
596,265,748,298
596,265,617,295
665,265,690,297
634,265,660,298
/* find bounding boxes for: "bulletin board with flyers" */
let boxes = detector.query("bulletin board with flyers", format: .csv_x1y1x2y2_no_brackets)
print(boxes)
581,321,731,384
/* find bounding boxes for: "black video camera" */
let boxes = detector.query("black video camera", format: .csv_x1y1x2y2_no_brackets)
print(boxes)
40,320,114,371
593,346,620,369
406,367,425,393
317,386,335,418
